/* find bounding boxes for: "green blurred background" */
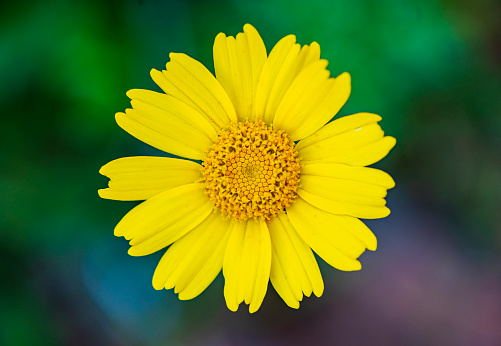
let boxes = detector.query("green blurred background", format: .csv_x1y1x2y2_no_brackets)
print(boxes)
2,0,501,344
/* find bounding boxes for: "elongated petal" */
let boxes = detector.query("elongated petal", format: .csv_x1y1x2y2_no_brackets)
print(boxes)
127,89,218,140
152,210,231,300
269,214,324,309
298,162,394,220
98,156,202,201
223,218,271,313
114,183,213,256
274,62,351,141
297,112,396,166
298,172,391,219
301,162,395,188
214,24,267,122
287,198,365,271
255,36,321,124
150,53,237,129
116,91,217,160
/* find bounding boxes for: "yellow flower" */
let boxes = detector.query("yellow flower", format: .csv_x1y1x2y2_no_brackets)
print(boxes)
99,24,396,313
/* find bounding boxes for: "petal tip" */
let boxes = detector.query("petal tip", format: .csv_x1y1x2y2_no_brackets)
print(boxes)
338,71,351,83
127,246,144,257
152,281,164,291
150,68,163,79
97,188,108,198
387,136,397,149
215,32,227,41
243,23,255,31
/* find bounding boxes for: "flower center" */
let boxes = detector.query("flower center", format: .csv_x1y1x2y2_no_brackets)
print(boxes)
202,121,300,221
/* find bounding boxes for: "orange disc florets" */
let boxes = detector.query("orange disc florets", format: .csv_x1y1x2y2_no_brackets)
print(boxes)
202,121,301,221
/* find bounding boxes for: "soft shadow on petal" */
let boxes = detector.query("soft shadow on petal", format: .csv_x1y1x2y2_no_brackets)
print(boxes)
269,214,324,309
150,53,237,129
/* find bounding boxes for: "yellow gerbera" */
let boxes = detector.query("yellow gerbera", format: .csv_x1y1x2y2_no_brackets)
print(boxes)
99,24,396,313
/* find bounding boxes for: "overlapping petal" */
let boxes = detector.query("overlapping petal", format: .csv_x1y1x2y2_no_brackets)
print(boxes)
287,198,378,271
214,24,267,121
255,36,321,124
101,24,397,313
114,183,213,256
274,63,351,141
269,214,324,309
150,52,237,129
116,90,218,160
297,112,396,166
298,160,394,219
152,210,231,300
98,156,202,201
223,218,271,313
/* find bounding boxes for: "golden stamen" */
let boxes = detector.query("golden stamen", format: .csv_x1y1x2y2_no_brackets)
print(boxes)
202,121,300,221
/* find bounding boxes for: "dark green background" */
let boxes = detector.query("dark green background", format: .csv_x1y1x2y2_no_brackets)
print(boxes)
2,0,500,344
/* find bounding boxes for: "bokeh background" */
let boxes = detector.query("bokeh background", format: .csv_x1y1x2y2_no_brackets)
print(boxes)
2,0,501,344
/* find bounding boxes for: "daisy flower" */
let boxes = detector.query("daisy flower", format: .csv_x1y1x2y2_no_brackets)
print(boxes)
99,24,396,313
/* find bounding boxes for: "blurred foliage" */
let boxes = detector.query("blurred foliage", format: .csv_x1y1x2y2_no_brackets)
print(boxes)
1,0,500,344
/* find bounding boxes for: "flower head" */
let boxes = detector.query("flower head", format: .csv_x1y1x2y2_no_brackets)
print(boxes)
99,24,396,313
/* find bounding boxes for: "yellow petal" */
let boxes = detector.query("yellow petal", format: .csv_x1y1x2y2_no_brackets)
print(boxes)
301,162,395,189
98,156,202,201
286,198,364,271
274,63,351,141
269,214,324,309
116,97,214,160
298,162,394,220
127,89,218,140
114,183,213,256
150,53,237,129
255,36,321,124
298,180,390,220
297,112,396,166
214,24,267,121
151,210,231,300
223,218,271,313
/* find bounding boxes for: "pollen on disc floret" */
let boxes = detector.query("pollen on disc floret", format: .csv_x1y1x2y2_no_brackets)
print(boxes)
202,121,301,221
